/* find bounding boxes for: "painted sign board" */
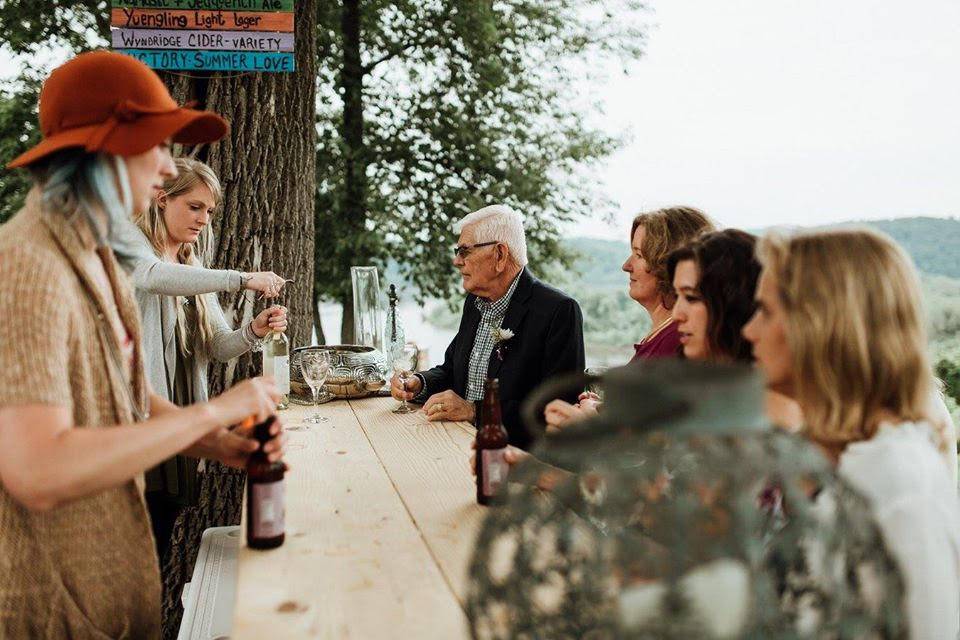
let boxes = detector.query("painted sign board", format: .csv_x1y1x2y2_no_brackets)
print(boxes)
114,0,294,11
111,0,295,72
112,28,294,51
111,8,294,32
119,49,295,71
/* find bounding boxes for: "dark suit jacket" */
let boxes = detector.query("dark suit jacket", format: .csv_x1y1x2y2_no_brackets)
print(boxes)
418,269,585,449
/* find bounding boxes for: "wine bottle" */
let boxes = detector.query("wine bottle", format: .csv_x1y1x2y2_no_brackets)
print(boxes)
262,328,290,410
246,416,285,549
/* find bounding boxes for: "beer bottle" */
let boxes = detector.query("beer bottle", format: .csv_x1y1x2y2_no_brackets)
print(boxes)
475,378,509,505
246,416,285,549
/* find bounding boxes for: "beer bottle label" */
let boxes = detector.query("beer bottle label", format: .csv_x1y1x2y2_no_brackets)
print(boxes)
273,355,290,394
252,480,285,538
481,448,509,497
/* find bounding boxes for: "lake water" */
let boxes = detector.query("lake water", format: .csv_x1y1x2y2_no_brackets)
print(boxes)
316,301,456,369
316,301,628,370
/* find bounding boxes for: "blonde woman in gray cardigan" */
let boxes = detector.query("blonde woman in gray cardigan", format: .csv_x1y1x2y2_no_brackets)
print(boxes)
131,157,288,558
111,180,286,306
130,158,287,405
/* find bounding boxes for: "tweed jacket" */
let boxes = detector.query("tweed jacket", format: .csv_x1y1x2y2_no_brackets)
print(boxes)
0,190,160,638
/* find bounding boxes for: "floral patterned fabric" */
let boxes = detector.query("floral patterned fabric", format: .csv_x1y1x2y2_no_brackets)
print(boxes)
467,430,907,639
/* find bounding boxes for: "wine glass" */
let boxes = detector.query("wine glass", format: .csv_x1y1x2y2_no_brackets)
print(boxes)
301,351,332,424
392,342,420,414
584,366,608,402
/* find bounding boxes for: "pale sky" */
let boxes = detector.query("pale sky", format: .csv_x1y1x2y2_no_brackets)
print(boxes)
570,0,960,239
3,1,959,242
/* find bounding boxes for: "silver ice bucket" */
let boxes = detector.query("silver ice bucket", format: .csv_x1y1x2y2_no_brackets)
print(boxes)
290,345,387,400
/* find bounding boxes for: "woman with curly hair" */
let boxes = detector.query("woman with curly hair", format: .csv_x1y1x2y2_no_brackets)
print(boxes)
544,206,714,429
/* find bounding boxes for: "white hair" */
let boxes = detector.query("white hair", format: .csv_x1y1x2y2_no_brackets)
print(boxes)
453,204,528,267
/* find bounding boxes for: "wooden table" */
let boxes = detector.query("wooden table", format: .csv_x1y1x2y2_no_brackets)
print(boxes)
232,396,484,638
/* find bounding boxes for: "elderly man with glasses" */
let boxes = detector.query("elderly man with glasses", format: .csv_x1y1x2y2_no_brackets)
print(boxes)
390,205,585,449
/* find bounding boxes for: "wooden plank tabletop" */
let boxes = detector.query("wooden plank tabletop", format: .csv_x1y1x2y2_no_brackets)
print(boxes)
232,396,484,639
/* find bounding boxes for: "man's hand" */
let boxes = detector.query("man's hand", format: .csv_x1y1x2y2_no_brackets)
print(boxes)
544,399,598,434
469,443,563,492
390,372,422,401
422,390,475,423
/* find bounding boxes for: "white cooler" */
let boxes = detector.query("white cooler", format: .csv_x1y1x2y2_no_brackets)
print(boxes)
177,525,240,640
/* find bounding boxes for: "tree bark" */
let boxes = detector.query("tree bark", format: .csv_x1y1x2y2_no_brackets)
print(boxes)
158,2,317,635
338,0,365,345
340,290,355,344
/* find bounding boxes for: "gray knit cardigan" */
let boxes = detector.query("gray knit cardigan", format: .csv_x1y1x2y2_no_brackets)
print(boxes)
111,213,255,402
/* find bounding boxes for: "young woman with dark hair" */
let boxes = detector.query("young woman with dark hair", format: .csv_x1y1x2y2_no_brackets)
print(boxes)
668,229,802,429
667,229,760,362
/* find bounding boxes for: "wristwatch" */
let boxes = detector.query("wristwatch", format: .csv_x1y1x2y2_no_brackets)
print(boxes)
240,272,252,288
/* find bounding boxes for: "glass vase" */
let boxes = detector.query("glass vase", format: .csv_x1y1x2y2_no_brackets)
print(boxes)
351,266,384,352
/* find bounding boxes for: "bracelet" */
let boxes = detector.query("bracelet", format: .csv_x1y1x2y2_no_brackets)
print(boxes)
243,321,263,351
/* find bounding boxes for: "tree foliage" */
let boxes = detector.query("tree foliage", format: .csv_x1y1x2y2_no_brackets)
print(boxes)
314,0,648,332
0,76,40,222
0,0,107,223
0,0,107,56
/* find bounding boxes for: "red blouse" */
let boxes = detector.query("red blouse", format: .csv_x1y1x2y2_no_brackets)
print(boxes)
630,320,681,362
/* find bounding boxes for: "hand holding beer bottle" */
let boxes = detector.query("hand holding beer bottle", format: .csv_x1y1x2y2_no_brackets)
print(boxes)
247,416,286,549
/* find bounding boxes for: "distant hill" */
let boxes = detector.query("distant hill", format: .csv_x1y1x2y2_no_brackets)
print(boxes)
565,237,630,289
566,216,960,284
863,218,960,279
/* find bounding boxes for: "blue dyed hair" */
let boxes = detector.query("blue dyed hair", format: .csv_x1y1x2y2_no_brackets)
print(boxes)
35,149,131,247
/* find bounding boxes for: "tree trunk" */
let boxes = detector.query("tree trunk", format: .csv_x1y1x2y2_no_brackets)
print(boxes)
158,3,317,635
338,0,365,346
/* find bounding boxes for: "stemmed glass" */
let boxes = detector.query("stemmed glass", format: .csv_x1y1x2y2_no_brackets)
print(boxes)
392,343,420,414
301,351,332,424
584,366,609,402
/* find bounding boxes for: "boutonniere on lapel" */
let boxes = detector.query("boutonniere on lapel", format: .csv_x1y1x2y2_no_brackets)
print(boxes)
490,325,515,361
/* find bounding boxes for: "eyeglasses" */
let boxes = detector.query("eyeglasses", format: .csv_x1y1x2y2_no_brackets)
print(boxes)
453,241,498,259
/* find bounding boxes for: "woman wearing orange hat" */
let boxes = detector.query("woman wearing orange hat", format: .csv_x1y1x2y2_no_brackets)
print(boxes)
0,50,285,637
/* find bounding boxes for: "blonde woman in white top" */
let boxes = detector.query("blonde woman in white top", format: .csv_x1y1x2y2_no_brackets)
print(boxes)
743,227,960,639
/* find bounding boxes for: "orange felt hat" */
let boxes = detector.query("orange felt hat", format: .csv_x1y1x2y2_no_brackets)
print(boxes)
7,50,228,169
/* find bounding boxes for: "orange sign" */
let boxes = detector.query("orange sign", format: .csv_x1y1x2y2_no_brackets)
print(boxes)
111,7,294,32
